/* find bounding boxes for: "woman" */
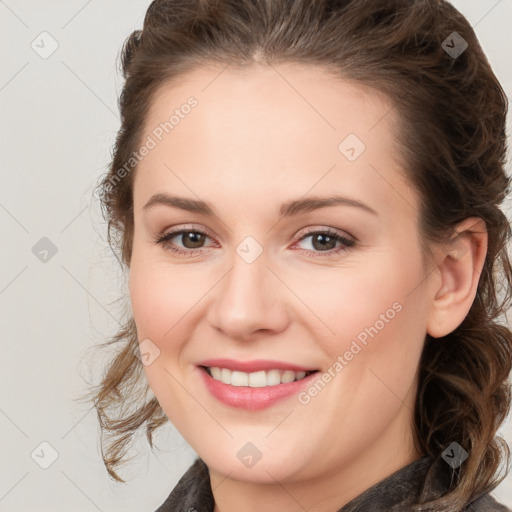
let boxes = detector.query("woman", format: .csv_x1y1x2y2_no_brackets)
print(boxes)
84,0,512,510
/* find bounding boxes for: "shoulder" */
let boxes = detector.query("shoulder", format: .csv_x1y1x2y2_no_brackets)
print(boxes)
467,492,512,511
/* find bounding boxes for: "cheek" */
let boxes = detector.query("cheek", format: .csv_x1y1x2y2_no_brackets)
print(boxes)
129,266,170,338
128,259,203,341
296,252,427,408
304,271,426,457
285,252,423,349
128,262,198,418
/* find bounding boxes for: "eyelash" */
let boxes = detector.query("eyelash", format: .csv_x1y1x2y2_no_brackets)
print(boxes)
154,225,356,259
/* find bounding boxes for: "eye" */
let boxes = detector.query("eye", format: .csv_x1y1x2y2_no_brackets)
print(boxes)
293,228,356,258
154,226,356,258
154,226,215,257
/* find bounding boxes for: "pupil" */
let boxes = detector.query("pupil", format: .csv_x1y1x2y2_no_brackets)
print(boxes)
184,232,204,248
313,234,335,251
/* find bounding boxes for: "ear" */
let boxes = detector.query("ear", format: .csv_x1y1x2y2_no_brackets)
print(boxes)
426,217,488,338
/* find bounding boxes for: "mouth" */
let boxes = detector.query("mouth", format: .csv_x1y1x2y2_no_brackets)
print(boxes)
197,363,322,411
200,365,319,387
196,358,322,410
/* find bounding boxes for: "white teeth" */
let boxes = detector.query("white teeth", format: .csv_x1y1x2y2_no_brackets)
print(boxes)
248,371,267,387
220,368,231,385
210,367,222,380
231,371,248,386
207,367,310,387
281,370,296,383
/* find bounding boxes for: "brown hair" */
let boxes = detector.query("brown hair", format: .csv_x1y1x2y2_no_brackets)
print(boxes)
81,0,512,510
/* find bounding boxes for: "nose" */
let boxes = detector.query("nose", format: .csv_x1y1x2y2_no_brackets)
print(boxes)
206,246,290,341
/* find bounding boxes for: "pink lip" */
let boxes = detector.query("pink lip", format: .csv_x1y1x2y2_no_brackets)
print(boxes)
196,365,320,411
197,358,317,373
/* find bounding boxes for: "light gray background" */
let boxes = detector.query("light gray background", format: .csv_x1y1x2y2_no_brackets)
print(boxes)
1,1,511,510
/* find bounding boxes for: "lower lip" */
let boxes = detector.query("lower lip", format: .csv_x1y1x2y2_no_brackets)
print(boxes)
198,366,319,411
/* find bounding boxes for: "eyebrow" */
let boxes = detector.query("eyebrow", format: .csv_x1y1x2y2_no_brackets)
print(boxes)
142,193,378,218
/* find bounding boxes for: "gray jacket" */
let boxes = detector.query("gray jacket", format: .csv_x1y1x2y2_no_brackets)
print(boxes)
155,454,512,511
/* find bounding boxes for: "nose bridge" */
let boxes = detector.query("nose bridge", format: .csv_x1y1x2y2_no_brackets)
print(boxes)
207,240,287,338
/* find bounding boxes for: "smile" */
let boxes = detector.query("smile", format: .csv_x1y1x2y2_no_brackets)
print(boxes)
203,366,315,387
197,364,320,411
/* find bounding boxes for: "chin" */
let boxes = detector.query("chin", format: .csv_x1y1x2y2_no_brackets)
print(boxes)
195,440,314,484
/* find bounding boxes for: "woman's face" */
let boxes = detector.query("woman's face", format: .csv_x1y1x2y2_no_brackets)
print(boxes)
129,63,433,490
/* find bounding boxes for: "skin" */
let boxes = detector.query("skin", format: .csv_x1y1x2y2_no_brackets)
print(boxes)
128,62,488,512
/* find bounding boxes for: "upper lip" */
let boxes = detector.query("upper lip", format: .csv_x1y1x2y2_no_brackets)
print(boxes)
198,358,318,373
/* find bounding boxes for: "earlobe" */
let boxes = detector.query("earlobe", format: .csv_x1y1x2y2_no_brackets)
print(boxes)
426,217,488,339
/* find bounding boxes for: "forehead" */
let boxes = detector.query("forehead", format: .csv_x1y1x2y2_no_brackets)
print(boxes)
134,62,419,222
145,62,393,141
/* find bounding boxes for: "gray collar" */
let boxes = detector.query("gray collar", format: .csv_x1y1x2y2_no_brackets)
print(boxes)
155,453,510,511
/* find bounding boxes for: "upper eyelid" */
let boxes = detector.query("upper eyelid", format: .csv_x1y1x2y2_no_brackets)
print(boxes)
294,225,352,240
